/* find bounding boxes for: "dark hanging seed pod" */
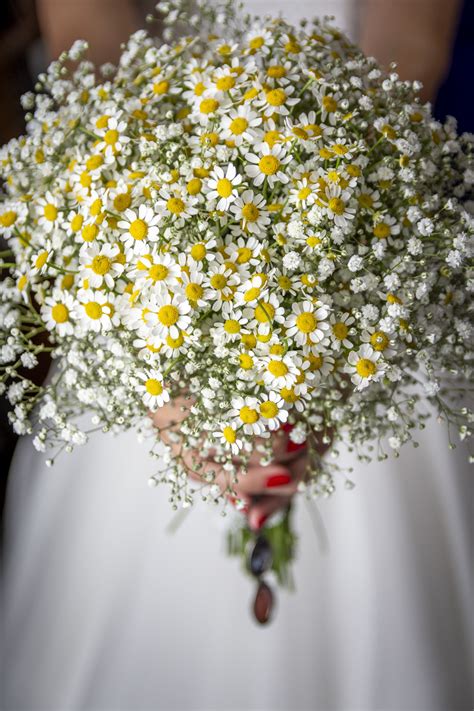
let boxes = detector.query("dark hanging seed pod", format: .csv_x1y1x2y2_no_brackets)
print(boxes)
253,580,274,625
248,535,273,577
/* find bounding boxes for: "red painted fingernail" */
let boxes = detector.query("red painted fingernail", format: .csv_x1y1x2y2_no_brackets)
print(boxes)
255,513,268,530
266,473,292,488
286,439,307,453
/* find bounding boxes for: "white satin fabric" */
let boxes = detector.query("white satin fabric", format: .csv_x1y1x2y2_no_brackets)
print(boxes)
1,2,473,710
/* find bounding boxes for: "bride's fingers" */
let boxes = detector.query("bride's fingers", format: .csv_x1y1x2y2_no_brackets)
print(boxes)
214,463,298,499
247,495,293,531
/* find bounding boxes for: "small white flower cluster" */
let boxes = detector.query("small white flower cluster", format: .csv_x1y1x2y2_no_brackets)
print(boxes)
0,0,473,505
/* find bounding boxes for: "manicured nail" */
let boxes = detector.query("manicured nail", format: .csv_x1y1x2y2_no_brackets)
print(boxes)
266,473,292,488
254,512,268,530
286,439,306,453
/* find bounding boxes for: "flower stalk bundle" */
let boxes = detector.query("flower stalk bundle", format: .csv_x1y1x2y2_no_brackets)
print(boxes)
0,0,472,529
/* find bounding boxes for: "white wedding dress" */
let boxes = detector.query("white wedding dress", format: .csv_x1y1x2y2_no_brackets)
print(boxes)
1,2,473,710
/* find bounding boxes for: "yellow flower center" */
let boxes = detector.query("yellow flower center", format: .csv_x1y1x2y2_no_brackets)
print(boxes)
187,178,202,195
200,98,219,114
332,322,348,340
267,65,286,78
104,129,119,146
296,313,316,333
113,193,131,211
35,251,48,269
373,222,391,239
153,80,169,95
308,354,323,370
145,378,163,395
190,243,206,260
260,401,279,419
265,88,286,106
268,360,288,377
90,255,111,275
158,305,179,326
254,301,275,322
44,203,58,221
149,264,169,281
298,187,312,201
223,426,237,443
216,178,233,198
85,301,102,319
82,224,98,242
242,287,259,302
185,282,203,301
167,197,185,215
51,304,69,323
358,193,373,209
264,130,281,147
328,197,345,215
278,275,292,290
370,331,389,351
280,387,297,403
239,353,254,369
236,247,252,263
166,332,184,348
241,203,259,222
1,210,17,227
322,95,337,112
86,155,103,171
229,117,248,135
129,219,148,240
258,155,280,176
240,406,259,424
210,273,227,290
356,358,376,378
249,36,264,50
215,75,235,91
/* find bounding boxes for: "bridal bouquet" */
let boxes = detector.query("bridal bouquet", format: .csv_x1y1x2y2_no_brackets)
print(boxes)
1,0,472,611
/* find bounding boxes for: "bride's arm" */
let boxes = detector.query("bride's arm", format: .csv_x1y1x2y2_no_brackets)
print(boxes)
36,0,140,63
359,0,462,102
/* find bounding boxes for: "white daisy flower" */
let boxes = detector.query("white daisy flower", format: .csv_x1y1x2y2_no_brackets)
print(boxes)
220,107,262,146
80,243,124,288
129,250,181,291
96,115,130,162
118,205,160,254
257,391,288,430
245,144,291,188
37,192,61,232
41,290,77,337
206,164,242,211
345,343,385,390
329,313,355,350
77,289,115,332
285,301,330,346
260,352,300,389
324,184,356,229
229,396,266,436
147,292,192,340
213,424,243,456
361,327,396,358
230,190,270,235
136,369,170,410
157,188,198,223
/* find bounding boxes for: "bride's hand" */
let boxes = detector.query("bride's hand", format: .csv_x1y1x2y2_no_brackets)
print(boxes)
151,398,331,530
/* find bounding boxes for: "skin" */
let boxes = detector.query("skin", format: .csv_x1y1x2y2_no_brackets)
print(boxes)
36,0,140,64
359,0,462,103
151,396,332,529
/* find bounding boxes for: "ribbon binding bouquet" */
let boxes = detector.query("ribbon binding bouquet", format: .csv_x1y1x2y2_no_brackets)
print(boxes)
0,0,472,622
